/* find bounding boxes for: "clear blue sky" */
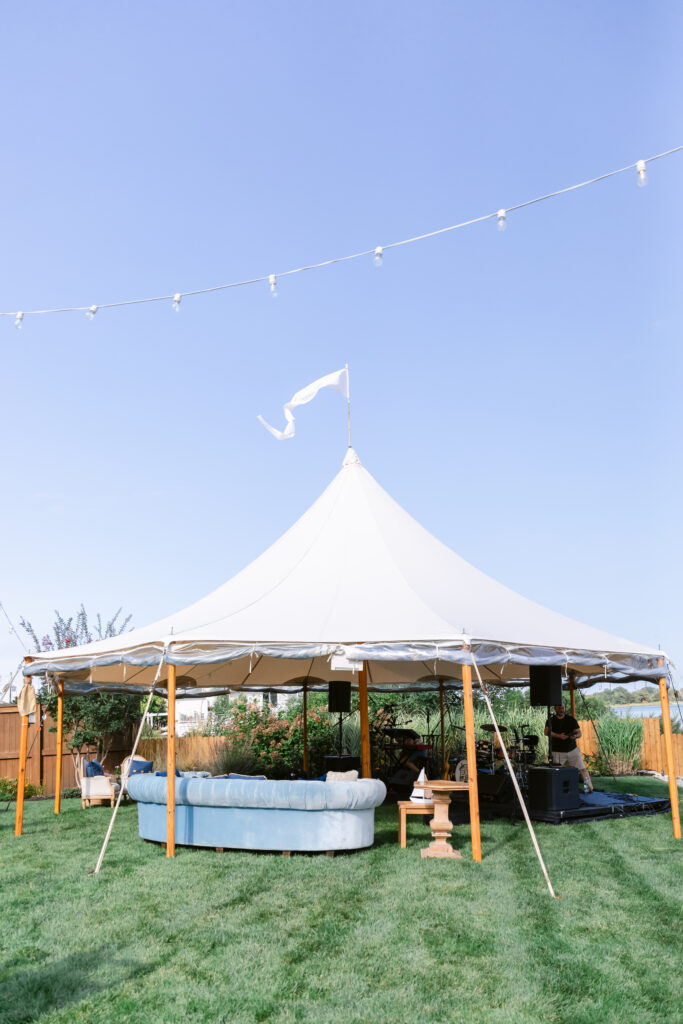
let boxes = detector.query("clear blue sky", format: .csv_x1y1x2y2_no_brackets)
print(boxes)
1,3,681,690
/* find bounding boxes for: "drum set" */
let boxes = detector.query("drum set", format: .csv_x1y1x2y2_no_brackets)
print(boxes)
450,723,540,789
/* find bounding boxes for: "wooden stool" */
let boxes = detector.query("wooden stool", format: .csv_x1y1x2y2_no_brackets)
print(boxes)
397,800,435,848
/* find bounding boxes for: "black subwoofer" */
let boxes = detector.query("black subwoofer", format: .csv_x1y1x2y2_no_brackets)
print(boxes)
527,765,580,811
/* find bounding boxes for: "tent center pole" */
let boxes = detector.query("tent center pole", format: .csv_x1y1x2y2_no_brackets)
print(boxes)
358,662,371,778
439,681,447,778
568,670,576,718
166,664,176,858
302,684,308,776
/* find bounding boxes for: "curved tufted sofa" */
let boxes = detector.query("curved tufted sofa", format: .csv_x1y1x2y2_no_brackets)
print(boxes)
127,775,387,853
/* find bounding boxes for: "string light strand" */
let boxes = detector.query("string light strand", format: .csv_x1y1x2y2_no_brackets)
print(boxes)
2,145,681,323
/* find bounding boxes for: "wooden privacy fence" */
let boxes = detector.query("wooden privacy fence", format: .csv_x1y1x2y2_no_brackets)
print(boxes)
0,705,132,796
137,735,221,771
576,717,683,777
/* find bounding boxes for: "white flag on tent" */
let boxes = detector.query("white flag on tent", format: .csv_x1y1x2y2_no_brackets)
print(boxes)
258,367,349,440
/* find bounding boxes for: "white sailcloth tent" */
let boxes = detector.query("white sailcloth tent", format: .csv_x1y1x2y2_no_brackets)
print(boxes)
25,447,665,694
17,447,680,859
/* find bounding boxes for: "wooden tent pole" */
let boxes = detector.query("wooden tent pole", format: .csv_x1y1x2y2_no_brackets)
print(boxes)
166,664,176,857
658,661,681,840
302,684,308,775
358,662,371,779
439,681,447,777
14,657,32,837
568,670,576,718
54,680,64,815
462,661,482,862
14,716,29,836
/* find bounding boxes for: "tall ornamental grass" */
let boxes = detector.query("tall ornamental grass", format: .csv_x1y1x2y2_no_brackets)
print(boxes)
586,715,643,776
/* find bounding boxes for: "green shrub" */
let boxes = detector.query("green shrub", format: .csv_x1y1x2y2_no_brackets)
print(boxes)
0,778,45,801
214,698,335,778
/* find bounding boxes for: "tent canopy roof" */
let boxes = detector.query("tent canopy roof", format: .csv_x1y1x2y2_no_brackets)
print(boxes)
26,449,664,693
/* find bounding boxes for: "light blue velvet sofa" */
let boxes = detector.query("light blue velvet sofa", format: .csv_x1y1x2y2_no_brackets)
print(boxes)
127,775,387,853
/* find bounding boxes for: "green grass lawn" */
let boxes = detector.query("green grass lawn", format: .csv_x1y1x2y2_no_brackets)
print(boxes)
0,778,681,1024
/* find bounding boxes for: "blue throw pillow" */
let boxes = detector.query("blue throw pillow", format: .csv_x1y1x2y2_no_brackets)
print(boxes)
84,760,104,778
129,759,154,775
155,769,182,777
228,773,267,780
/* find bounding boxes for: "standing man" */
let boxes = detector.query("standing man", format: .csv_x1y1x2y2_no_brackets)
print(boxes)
544,703,593,793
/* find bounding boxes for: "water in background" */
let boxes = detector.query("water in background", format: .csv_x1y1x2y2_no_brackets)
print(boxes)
612,703,683,726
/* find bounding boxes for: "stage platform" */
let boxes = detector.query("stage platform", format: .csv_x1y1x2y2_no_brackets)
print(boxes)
528,789,671,825
450,787,671,826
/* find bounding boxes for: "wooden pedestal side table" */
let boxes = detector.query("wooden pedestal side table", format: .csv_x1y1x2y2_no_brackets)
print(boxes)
413,780,469,859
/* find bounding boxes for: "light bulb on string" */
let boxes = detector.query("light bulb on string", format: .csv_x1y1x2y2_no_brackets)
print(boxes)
636,160,647,187
86,305,98,320
373,246,383,267
497,209,506,231
269,274,277,298
172,293,181,313
14,312,23,329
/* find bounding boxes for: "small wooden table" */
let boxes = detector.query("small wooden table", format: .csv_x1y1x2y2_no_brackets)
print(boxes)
413,780,469,859
397,800,435,849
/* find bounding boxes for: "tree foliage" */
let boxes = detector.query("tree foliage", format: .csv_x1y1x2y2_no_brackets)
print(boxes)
20,605,131,653
20,605,138,780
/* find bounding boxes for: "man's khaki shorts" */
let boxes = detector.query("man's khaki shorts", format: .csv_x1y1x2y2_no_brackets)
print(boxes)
552,748,586,771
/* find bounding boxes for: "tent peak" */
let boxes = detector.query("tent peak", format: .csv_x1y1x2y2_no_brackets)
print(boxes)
342,447,362,468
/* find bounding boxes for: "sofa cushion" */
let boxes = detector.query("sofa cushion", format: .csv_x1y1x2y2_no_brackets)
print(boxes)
84,760,105,778
228,773,267,780
129,759,154,775
127,775,386,811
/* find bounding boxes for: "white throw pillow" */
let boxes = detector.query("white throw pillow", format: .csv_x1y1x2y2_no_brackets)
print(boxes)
326,769,359,782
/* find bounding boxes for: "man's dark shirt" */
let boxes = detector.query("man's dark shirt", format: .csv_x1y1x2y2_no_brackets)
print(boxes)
547,714,579,752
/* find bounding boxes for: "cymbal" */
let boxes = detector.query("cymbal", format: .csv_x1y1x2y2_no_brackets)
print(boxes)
481,723,507,733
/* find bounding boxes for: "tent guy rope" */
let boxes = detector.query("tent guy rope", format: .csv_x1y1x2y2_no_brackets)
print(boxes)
93,651,166,875
4,145,682,326
470,651,558,899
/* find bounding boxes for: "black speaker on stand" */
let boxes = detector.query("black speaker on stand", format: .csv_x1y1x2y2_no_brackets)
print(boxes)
528,665,563,707
528,666,563,767
328,681,351,757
